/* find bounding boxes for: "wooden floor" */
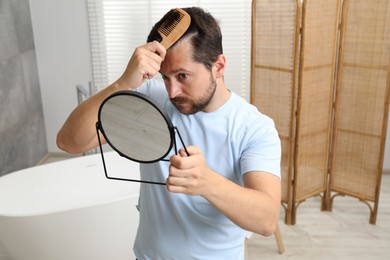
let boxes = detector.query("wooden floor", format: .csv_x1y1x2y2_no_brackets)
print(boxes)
1,153,389,259
247,173,390,259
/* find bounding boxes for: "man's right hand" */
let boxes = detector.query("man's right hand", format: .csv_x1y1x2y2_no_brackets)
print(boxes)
115,41,167,90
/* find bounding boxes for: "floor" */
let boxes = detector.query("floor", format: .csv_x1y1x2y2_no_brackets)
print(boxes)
1,153,389,260
246,174,390,260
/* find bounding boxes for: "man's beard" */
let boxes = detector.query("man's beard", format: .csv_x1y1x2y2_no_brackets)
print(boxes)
170,75,217,115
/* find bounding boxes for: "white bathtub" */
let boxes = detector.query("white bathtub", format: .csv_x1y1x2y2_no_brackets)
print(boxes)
0,151,141,260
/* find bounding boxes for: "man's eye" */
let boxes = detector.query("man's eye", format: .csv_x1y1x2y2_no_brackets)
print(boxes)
178,74,188,80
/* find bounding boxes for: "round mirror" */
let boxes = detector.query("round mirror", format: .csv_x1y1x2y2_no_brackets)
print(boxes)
97,91,174,163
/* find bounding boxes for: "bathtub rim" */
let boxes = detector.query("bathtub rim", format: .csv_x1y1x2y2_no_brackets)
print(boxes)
0,151,143,217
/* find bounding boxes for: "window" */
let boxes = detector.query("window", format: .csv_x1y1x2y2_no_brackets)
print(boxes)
87,0,252,100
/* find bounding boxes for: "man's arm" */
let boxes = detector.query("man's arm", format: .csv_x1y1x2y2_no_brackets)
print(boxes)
167,146,281,236
57,41,166,154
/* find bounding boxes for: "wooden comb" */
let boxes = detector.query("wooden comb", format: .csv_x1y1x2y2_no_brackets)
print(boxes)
158,8,191,49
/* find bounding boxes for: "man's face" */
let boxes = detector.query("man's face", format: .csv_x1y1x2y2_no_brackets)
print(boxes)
159,38,217,115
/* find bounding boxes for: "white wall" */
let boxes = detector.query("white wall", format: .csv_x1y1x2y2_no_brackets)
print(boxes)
29,0,92,152
29,0,390,170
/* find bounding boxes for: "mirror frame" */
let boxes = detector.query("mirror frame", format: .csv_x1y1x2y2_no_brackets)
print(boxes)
95,90,188,185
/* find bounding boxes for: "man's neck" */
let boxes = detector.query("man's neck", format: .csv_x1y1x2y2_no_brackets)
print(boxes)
203,81,231,113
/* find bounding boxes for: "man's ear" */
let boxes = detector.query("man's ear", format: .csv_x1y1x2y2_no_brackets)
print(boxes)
213,54,226,78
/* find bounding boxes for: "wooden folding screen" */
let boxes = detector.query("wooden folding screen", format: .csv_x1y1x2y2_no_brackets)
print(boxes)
292,0,340,224
251,0,390,225
251,0,300,224
326,0,390,224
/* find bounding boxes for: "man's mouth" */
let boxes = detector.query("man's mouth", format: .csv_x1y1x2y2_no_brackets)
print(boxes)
171,97,189,106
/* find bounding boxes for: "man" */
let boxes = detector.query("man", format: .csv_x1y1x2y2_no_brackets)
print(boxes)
57,7,281,259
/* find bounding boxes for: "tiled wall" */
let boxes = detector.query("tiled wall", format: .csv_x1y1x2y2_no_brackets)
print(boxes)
0,0,47,176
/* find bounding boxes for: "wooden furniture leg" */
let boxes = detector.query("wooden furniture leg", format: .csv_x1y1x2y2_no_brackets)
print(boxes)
274,224,285,254
244,224,285,258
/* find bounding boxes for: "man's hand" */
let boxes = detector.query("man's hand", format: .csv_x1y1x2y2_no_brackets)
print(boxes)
116,41,166,90
167,146,217,196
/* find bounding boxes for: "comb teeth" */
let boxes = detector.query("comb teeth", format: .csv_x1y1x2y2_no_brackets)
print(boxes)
157,8,191,49
158,10,184,36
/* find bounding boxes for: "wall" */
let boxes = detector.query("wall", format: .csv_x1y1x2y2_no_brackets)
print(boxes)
28,0,390,171
0,0,47,176
28,0,92,153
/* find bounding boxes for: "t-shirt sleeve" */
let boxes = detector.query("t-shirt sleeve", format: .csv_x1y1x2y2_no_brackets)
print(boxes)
134,79,167,107
240,115,281,178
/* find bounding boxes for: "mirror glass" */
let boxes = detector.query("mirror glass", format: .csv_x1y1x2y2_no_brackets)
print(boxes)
96,90,189,185
98,91,174,163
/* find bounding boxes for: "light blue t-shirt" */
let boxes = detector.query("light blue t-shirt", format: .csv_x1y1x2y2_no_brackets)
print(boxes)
133,80,281,260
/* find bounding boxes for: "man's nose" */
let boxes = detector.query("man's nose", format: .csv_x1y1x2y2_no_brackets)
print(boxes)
167,81,181,99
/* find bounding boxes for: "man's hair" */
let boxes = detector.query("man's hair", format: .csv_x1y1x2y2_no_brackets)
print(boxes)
147,7,223,71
